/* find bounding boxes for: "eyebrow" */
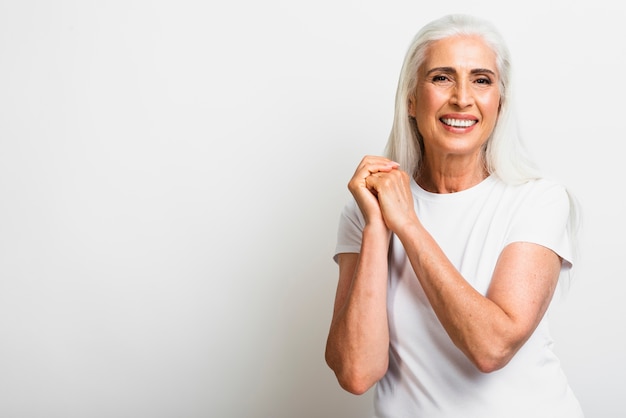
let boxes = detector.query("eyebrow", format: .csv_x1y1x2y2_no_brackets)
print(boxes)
426,66,497,77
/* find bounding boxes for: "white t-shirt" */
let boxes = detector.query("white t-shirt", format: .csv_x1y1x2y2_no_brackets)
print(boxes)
334,175,583,418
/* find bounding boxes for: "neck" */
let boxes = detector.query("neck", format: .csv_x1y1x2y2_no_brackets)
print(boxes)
415,159,488,193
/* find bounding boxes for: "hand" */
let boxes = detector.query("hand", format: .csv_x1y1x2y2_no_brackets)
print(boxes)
364,167,418,234
348,156,399,226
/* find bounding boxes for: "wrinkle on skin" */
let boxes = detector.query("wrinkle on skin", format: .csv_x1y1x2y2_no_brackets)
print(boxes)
408,35,501,193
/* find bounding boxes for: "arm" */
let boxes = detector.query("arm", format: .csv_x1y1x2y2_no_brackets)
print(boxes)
366,169,562,372
325,156,398,394
325,230,390,394
398,223,561,372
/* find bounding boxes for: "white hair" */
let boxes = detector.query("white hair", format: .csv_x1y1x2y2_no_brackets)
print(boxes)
384,13,538,184
384,14,581,274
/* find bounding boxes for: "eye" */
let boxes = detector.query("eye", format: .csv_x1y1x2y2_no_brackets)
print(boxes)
475,77,493,85
432,75,451,83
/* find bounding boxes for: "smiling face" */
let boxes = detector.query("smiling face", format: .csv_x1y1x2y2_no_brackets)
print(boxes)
409,35,501,166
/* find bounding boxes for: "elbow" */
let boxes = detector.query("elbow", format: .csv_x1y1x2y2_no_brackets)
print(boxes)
338,376,374,396
461,327,530,374
473,356,511,374
335,367,386,395
325,349,387,395
467,341,519,374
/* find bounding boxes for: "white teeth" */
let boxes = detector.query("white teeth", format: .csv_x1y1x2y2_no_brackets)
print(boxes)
441,118,477,128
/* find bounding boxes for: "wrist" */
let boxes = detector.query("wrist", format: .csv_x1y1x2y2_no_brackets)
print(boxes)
363,222,392,244
392,216,422,242
363,220,388,233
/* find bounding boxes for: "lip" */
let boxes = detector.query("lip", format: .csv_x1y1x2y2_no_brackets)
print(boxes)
441,113,478,120
439,113,479,132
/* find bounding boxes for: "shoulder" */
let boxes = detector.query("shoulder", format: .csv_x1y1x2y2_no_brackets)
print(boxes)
334,198,366,261
498,176,566,193
501,177,572,234
524,177,567,194
499,177,576,267
497,177,570,208
521,178,570,209
486,177,572,233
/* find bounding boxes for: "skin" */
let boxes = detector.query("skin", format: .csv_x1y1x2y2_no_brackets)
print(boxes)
325,35,562,395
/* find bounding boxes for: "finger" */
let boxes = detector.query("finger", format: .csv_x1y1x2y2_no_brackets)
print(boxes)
356,157,399,177
365,169,407,193
360,155,399,169
364,173,383,193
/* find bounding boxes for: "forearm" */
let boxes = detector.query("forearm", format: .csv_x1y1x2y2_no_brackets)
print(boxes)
397,222,521,372
326,224,391,394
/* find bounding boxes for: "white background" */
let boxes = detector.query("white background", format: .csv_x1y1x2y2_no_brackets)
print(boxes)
0,1,623,417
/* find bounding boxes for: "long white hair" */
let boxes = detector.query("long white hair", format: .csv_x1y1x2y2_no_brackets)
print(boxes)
384,13,538,184
384,14,581,274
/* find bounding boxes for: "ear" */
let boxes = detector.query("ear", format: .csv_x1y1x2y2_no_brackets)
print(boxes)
408,95,416,118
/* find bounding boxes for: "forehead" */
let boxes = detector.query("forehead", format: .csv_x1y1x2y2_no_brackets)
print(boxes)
421,35,498,73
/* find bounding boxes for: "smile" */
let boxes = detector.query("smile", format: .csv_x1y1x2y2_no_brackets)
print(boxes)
440,118,478,128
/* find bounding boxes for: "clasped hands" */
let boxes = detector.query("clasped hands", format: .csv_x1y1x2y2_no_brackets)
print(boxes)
348,155,418,233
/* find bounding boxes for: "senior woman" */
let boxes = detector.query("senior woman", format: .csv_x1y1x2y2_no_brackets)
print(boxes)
325,14,583,417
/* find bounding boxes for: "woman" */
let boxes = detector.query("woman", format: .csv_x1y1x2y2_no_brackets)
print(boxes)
325,14,583,417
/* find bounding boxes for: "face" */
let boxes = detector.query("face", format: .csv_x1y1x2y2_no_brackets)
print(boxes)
408,35,501,161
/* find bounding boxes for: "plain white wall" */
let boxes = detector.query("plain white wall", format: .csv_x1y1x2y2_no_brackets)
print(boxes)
0,1,623,417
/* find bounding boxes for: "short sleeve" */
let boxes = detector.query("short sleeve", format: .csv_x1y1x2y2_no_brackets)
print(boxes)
504,180,574,271
333,198,365,263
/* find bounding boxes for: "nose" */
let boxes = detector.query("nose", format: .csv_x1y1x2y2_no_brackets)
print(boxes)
450,80,474,108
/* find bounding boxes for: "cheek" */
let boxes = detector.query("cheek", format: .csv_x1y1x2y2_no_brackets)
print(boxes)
415,90,443,117
481,94,501,123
